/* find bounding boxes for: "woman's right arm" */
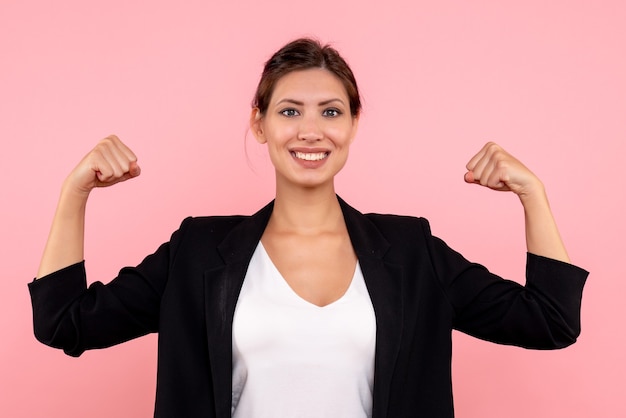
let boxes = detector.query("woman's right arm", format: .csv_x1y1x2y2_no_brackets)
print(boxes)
36,135,140,278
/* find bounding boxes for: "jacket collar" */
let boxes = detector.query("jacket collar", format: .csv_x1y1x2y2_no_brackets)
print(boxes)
206,196,402,418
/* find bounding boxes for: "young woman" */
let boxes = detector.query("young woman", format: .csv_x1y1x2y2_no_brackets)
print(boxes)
30,38,588,418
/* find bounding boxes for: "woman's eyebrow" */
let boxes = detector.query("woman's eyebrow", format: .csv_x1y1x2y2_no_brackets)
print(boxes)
276,99,304,106
318,98,345,106
275,98,346,106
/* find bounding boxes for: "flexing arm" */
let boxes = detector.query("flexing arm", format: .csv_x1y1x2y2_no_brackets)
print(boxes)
36,135,141,278
464,142,570,263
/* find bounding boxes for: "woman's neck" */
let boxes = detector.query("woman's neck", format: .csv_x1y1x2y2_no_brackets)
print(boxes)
270,182,345,235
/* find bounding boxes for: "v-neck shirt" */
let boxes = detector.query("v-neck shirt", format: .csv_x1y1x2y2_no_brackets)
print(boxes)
232,242,376,417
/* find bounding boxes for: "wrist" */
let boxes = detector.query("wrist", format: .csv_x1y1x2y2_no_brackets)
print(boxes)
58,178,91,213
517,179,547,207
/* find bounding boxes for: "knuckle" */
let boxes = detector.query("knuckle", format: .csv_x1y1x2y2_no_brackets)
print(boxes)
485,142,500,153
90,148,105,161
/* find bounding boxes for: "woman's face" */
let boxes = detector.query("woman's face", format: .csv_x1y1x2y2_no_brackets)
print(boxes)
251,68,359,190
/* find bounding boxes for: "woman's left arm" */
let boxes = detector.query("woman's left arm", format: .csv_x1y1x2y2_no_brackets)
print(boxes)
464,142,570,263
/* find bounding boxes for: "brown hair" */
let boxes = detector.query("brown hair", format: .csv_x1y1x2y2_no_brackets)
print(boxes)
252,38,361,117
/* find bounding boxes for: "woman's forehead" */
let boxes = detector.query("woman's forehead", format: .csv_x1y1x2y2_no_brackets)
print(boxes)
270,68,349,104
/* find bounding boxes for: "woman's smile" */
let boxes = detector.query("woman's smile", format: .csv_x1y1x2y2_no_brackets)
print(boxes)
292,151,329,162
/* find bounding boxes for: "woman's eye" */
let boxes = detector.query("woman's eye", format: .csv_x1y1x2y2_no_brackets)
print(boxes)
280,108,299,117
323,108,342,117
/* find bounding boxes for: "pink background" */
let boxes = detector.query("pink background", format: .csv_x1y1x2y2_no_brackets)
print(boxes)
1,1,624,416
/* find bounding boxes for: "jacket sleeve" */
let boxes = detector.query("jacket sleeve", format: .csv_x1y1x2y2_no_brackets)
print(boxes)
28,217,191,357
422,219,588,349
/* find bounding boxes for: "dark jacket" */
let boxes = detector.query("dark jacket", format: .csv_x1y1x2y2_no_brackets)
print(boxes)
29,197,588,417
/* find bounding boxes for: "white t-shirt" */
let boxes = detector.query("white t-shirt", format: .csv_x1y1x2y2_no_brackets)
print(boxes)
232,242,377,417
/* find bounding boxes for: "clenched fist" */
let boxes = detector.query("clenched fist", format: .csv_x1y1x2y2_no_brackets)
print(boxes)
464,142,543,199
65,135,141,196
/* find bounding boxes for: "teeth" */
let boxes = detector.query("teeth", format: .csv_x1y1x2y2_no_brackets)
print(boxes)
294,151,327,161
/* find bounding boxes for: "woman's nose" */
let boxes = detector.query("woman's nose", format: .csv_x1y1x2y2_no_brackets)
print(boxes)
297,116,323,141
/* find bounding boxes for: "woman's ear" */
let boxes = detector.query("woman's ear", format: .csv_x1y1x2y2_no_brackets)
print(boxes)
349,112,360,144
250,108,266,144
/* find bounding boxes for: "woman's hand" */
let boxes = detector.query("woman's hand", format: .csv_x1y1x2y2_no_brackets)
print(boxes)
464,142,543,200
464,141,570,263
65,134,141,197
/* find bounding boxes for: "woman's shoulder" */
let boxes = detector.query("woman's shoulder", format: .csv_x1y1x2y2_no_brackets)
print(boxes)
363,212,432,234
175,214,253,238
170,206,271,249
182,214,251,227
339,197,430,232
354,212,436,254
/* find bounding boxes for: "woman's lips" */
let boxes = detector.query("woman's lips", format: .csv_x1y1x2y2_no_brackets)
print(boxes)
290,150,330,168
